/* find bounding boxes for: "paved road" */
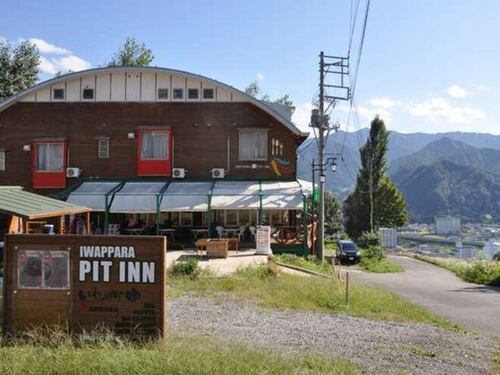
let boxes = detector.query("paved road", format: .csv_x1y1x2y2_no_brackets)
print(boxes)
350,256,500,336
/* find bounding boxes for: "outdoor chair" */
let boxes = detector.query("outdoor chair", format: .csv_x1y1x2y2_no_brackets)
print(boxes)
215,225,225,238
249,226,256,241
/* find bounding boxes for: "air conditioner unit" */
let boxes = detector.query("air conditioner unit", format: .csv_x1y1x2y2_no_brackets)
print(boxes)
66,167,81,178
211,168,225,179
172,168,186,178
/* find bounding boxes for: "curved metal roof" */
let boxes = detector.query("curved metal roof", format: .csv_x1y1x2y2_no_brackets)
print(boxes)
0,66,308,138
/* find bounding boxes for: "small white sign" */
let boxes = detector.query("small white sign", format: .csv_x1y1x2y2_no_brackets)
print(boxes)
255,225,272,255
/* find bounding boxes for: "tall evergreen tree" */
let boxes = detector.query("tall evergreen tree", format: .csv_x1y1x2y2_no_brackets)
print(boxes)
0,40,40,100
344,116,408,239
108,37,153,67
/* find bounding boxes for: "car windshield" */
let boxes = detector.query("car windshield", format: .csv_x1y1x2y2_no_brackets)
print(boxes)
341,242,357,251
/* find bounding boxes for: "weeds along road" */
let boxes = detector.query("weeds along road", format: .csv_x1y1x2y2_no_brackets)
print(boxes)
349,256,500,336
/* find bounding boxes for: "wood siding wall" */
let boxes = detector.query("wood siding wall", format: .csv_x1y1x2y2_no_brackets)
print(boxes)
0,102,299,191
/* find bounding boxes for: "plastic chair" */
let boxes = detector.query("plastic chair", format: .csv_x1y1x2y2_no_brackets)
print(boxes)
236,226,246,241
215,225,224,238
249,226,256,241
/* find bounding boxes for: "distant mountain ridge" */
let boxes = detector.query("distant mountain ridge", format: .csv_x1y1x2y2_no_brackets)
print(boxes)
297,129,500,221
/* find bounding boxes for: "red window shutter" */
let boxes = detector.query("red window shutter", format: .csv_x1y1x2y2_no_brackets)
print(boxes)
136,128,172,176
32,140,67,189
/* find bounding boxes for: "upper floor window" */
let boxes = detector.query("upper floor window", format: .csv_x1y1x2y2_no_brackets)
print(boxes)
98,139,109,158
33,140,67,189
173,88,184,100
140,130,168,160
188,88,199,99
137,128,172,176
203,88,214,99
158,88,169,100
238,129,268,161
36,143,64,171
83,88,94,100
53,88,65,100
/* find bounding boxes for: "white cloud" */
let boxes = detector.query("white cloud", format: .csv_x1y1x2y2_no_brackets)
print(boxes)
406,97,486,124
475,85,490,93
39,55,91,75
0,36,6,44
292,102,314,132
256,72,264,81
368,97,399,109
447,84,468,98
24,38,71,55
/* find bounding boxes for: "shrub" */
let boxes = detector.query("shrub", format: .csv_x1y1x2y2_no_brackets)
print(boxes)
169,259,201,279
357,231,380,248
361,245,384,261
493,252,500,261
361,257,404,273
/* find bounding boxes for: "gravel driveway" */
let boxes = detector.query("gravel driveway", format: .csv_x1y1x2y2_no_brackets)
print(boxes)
168,296,495,375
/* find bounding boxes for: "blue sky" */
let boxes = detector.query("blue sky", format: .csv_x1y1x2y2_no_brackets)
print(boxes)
2,0,499,134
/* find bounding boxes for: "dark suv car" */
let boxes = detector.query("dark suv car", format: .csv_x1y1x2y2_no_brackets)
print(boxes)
336,240,360,264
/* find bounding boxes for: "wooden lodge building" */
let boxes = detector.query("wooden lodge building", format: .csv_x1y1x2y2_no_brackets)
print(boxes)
0,67,312,253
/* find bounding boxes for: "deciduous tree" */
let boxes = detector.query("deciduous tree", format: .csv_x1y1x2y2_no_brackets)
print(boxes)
108,37,153,67
0,40,40,100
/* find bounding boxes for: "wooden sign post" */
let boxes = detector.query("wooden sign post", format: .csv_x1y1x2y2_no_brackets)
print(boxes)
2,234,167,338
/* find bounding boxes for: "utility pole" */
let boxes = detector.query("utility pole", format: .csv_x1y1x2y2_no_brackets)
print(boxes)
318,51,326,261
310,51,350,262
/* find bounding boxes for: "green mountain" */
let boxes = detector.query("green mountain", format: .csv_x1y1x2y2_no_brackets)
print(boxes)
390,137,500,180
392,160,500,222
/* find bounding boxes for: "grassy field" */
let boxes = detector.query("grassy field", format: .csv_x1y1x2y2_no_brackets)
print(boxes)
414,255,500,286
170,265,459,331
0,333,357,375
273,254,332,275
360,257,405,273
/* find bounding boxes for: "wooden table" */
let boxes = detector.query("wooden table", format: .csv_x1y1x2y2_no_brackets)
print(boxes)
195,237,239,252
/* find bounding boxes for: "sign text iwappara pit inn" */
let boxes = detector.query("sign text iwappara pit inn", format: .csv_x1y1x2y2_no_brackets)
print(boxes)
79,245,155,283
2,235,167,338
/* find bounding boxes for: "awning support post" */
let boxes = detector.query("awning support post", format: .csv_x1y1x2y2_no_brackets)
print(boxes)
302,195,308,250
86,212,91,234
258,181,263,225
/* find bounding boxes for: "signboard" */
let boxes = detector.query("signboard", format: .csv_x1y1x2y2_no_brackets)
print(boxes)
3,235,167,338
255,225,272,255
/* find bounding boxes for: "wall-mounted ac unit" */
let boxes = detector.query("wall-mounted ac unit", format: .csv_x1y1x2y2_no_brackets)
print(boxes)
66,167,81,178
211,168,225,179
172,168,186,178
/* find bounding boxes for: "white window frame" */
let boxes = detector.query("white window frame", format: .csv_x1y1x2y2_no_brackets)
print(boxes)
82,88,94,100
238,129,268,161
203,88,214,100
98,139,109,159
187,88,199,100
157,88,169,100
52,88,65,100
36,142,64,172
140,129,169,161
173,88,184,100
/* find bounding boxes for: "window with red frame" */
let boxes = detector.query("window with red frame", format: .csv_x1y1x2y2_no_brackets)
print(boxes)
33,141,67,188
137,129,171,176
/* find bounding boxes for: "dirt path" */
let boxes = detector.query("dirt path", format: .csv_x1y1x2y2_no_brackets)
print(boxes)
349,255,500,336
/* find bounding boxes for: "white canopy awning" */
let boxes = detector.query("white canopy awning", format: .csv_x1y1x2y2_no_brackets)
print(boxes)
67,181,121,211
160,182,212,212
261,181,304,210
210,181,260,209
109,182,166,213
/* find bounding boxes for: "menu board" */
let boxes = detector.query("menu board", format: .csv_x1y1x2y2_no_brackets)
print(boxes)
255,225,272,255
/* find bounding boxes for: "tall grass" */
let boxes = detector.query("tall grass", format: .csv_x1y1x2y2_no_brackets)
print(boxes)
0,330,357,375
170,265,459,331
415,255,500,286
